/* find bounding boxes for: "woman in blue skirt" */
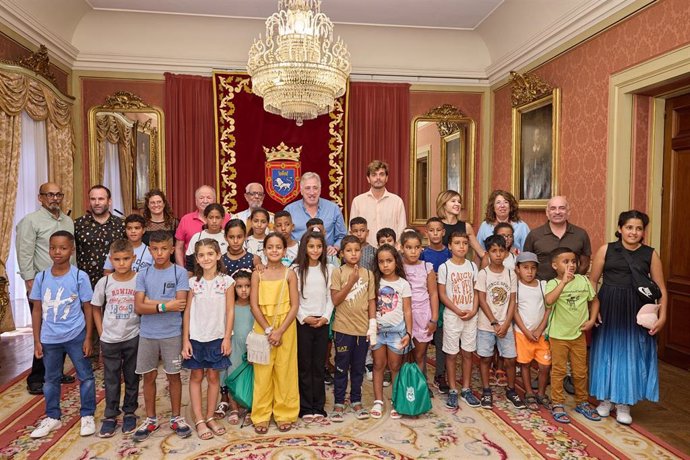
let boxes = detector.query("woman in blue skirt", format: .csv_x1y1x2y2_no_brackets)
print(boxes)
588,210,667,425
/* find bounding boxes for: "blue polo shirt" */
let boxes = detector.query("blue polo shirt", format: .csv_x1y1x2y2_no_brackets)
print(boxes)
284,198,347,248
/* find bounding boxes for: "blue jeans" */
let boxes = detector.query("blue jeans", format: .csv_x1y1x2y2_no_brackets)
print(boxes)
42,328,95,419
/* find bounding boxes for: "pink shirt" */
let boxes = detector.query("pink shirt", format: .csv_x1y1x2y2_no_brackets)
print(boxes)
175,211,231,250
350,189,407,247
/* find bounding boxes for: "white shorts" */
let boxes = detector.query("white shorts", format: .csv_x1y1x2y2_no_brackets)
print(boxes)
441,309,477,355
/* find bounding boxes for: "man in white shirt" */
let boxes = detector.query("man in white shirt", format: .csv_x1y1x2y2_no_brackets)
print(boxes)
349,160,407,247
232,182,274,224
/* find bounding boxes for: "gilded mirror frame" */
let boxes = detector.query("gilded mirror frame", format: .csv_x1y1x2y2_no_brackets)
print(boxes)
410,104,477,226
88,91,165,212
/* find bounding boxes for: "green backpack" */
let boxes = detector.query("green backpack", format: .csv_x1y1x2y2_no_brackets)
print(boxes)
392,362,432,416
225,354,254,410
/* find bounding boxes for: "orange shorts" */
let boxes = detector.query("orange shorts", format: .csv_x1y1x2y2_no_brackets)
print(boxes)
515,332,551,366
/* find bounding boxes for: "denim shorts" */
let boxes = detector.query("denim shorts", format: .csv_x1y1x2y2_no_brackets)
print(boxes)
476,328,517,359
371,321,410,355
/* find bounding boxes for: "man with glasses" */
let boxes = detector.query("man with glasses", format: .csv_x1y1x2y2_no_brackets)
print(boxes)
232,182,274,224
15,182,76,395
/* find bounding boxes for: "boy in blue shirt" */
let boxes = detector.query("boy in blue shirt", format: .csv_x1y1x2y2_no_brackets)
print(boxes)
133,230,190,441
29,231,95,439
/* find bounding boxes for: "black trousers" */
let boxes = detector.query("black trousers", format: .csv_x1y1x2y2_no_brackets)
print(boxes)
297,322,328,417
27,301,67,385
101,336,140,418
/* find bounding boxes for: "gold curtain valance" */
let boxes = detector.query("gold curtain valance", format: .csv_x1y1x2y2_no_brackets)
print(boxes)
0,70,73,128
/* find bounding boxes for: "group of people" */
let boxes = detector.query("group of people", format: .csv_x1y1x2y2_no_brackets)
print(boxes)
14,159,666,441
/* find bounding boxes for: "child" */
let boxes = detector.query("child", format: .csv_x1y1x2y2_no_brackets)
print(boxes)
475,234,524,410
29,231,95,439
437,231,481,408
250,233,300,434
182,239,234,440
222,219,260,274
104,214,152,274
330,235,376,422
133,230,191,442
245,208,271,262
372,228,397,386
350,217,375,270
545,247,600,423
513,252,552,411
92,239,141,437
400,230,439,389
186,204,228,273
371,244,413,419
274,210,300,266
481,223,517,270
421,217,452,394
295,230,334,422
376,228,396,247
307,217,340,267
223,269,254,424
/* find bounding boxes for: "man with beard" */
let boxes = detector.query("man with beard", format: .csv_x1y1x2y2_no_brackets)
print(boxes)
75,185,125,289
15,182,76,394
349,160,407,247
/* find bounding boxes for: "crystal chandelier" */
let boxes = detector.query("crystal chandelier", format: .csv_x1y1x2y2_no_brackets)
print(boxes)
247,0,351,126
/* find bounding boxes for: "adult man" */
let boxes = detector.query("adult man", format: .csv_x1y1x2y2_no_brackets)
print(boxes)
284,172,346,255
232,182,274,224
16,182,76,394
349,160,407,247
174,184,230,266
75,185,125,289
523,196,592,280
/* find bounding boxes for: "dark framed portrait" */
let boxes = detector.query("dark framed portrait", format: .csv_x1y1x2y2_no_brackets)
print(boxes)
135,127,152,208
443,131,464,194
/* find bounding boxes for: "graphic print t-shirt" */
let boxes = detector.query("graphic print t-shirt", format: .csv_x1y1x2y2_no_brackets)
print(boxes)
91,274,140,343
475,267,516,332
438,260,477,312
103,243,153,272
376,277,412,328
331,265,375,336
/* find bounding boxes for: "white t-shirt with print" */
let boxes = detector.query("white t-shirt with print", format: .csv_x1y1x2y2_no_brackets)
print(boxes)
188,274,235,342
437,260,477,311
376,277,412,328
91,274,140,343
474,267,517,332
515,280,548,334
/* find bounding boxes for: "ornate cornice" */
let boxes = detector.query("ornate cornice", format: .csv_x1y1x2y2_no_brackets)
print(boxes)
509,71,553,107
424,104,466,137
102,91,149,110
0,44,56,84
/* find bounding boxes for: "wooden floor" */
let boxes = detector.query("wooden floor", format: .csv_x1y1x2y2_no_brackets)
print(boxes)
1,329,689,456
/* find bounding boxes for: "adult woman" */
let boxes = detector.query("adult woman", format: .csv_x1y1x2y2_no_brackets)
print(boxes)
476,190,530,252
142,189,178,246
436,190,484,257
588,210,666,425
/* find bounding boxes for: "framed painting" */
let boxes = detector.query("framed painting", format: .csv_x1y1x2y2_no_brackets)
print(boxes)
511,87,560,209
442,131,464,194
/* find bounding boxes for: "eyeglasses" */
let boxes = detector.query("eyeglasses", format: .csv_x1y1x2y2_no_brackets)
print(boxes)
40,192,64,199
246,192,264,197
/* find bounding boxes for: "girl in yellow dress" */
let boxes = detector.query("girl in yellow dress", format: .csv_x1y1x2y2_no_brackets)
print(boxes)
250,232,299,434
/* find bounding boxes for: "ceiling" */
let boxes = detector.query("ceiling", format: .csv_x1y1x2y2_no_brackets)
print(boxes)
85,0,505,30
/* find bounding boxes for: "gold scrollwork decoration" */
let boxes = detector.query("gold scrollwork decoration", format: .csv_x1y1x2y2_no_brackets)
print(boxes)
424,104,466,137
0,44,56,85
102,91,149,110
510,71,553,108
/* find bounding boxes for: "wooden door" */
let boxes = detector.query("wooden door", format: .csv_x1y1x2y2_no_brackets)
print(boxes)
660,93,690,369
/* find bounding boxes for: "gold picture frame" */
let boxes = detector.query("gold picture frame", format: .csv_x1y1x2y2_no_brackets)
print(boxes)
510,72,560,209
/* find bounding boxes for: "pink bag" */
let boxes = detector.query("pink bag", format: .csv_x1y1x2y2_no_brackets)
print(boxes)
636,304,659,329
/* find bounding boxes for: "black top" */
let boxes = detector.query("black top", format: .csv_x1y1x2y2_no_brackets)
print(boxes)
603,241,654,288
442,221,467,247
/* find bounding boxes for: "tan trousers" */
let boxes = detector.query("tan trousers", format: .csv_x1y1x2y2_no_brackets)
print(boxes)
549,335,589,405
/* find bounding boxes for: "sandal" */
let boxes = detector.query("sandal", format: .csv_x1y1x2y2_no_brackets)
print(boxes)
206,418,226,436
536,394,552,410
370,400,384,419
214,401,230,419
277,422,292,432
575,402,601,421
331,404,345,423
390,409,402,420
195,420,214,440
524,394,540,411
227,410,240,425
313,414,326,423
254,422,268,435
552,405,571,424
302,414,315,423
495,370,508,387
352,402,369,420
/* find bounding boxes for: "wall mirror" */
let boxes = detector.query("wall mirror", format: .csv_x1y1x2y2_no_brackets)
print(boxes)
88,91,165,215
410,104,476,226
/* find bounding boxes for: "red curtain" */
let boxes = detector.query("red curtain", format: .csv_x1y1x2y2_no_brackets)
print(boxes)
164,73,215,218
347,82,410,206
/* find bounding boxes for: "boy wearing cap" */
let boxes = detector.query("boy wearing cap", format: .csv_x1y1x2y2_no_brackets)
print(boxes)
513,252,552,411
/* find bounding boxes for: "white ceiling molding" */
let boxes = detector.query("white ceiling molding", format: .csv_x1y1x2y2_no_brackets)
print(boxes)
0,1,78,68
485,0,647,84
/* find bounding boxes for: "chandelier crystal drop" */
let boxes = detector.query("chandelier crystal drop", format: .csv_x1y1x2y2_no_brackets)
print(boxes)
247,0,351,126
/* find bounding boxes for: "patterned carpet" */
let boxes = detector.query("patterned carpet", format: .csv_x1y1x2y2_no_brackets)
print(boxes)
0,350,685,460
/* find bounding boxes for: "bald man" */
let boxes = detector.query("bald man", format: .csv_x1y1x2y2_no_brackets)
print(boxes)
15,182,75,394
174,185,230,266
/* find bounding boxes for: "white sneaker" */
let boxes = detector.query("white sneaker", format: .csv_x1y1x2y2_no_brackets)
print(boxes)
80,415,96,436
615,404,632,425
366,370,373,381
30,417,62,438
596,400,612,417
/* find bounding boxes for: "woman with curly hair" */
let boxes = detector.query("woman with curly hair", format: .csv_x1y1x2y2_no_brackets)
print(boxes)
476,190,530,252
142,189,179,247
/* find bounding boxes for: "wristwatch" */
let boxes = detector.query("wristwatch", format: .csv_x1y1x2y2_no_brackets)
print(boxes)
490,320,499,326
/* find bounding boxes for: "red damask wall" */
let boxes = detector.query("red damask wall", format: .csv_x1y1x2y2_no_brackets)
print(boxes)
491,0,690,250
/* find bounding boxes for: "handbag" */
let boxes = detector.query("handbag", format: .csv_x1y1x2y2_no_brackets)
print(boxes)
618,243,662,304
225,353,254,409
391,362,432,416
245,270,288,365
